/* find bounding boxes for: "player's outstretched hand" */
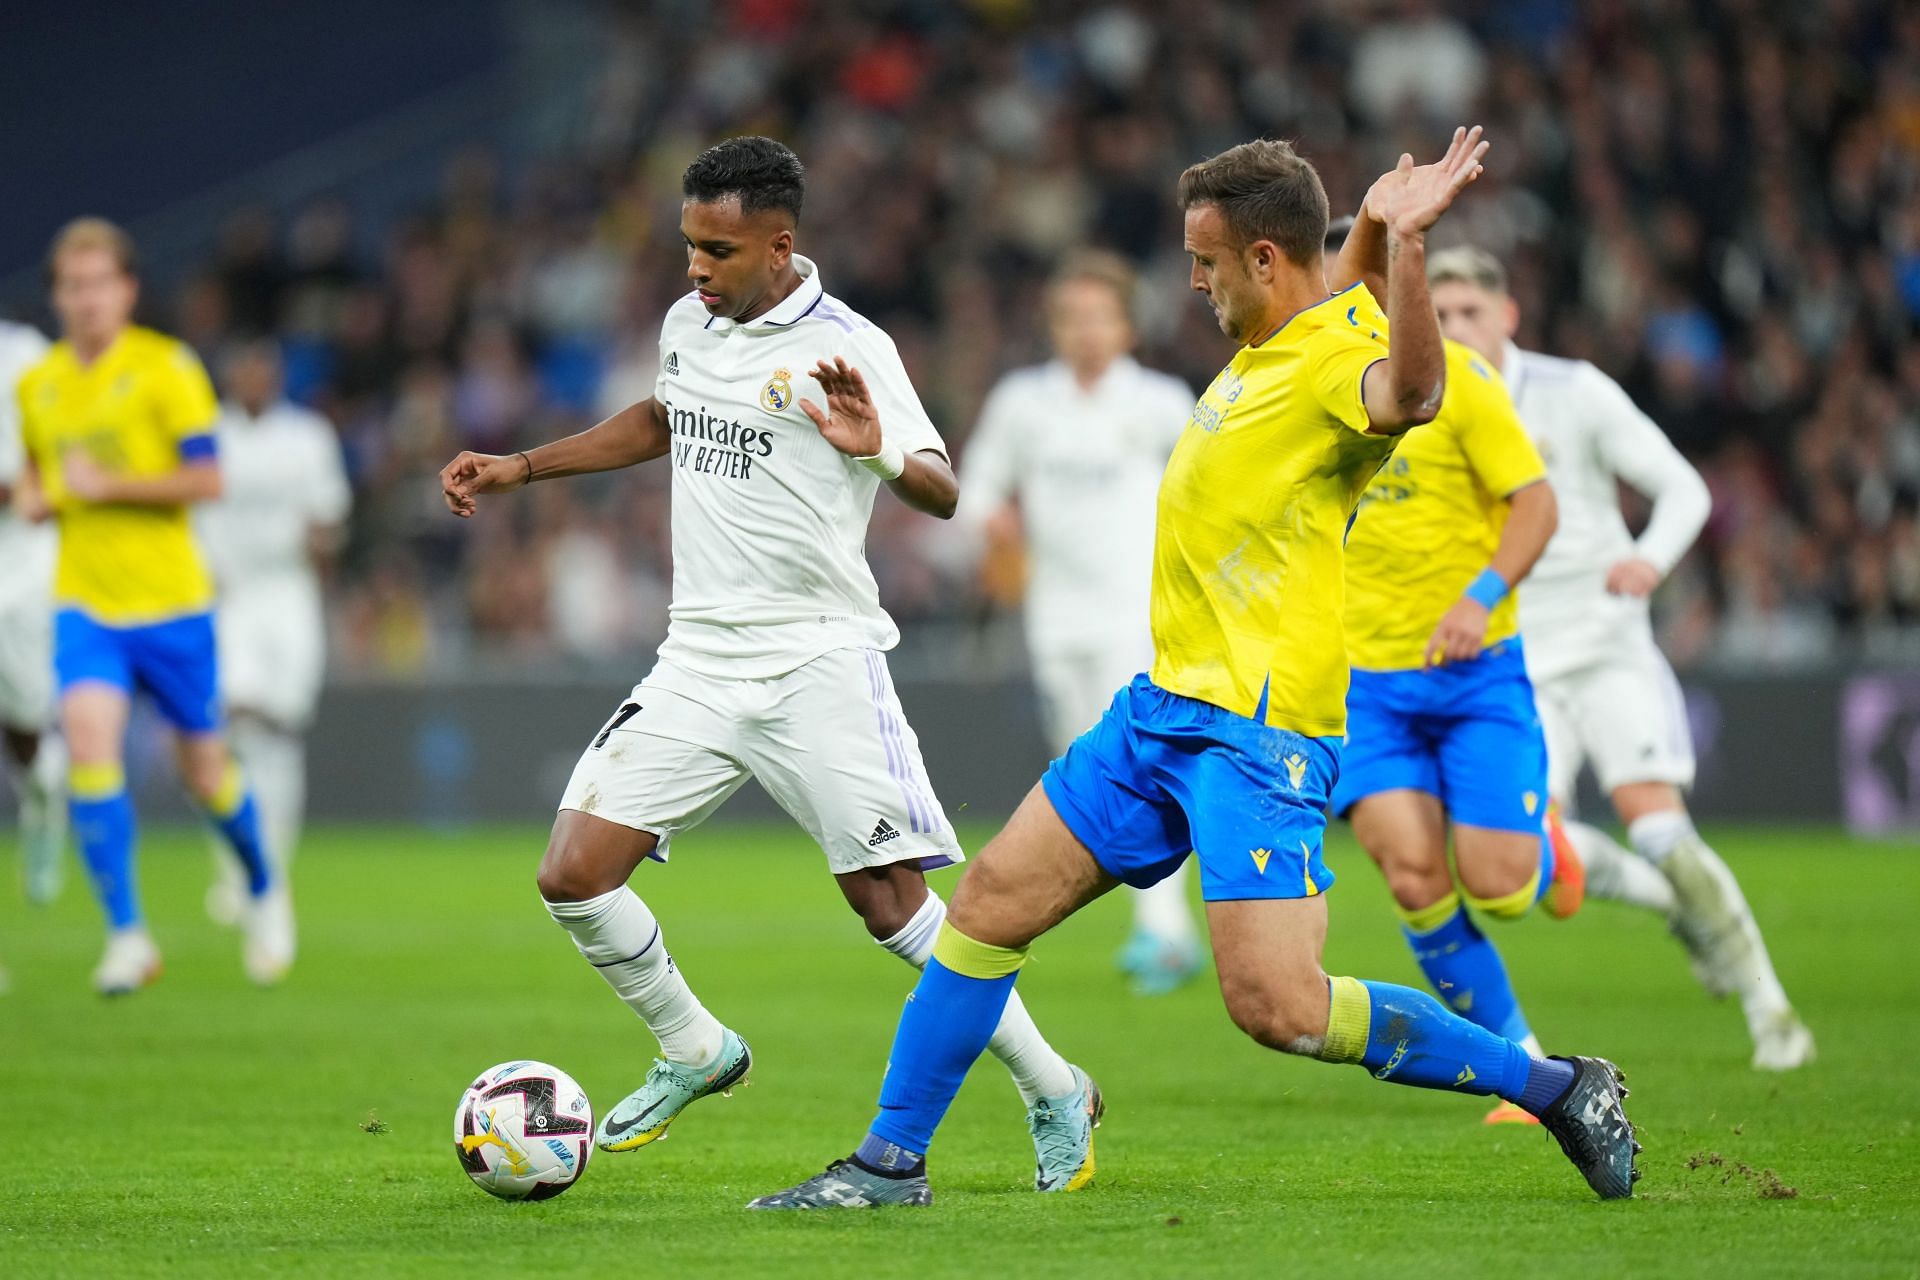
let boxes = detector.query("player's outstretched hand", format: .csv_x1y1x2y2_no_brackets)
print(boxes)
800,357,883,458
439,450,528,517
1365,125,1491,239
1605,557,1662,598
1424,597,1491,668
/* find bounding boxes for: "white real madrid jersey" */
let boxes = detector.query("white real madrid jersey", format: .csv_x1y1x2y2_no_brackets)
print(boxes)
651,255,946,680
0,321,54,613
1506,342,1711,682
195,400,352,596
959,357,1190,655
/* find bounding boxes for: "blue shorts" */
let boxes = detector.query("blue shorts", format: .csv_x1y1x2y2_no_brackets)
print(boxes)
1041,675,1338,902
1330,640,1547,833
55,609,223,735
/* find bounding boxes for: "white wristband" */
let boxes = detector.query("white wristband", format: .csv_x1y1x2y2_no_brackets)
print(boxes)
855,436,906,480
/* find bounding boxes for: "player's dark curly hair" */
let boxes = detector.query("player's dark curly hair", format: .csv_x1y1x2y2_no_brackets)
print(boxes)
1177,139,1328,266
682,136,806,223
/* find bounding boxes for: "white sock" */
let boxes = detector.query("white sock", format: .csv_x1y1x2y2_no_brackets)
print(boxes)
230,717,306,872
545,887,726,1066
18,732,65,854
1568,819,1675,913
1131,864,1199,942
1631,812,1792,1030
878,892,1077,1105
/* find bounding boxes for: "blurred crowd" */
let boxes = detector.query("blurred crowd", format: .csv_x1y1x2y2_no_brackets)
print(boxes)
92,0,1920,672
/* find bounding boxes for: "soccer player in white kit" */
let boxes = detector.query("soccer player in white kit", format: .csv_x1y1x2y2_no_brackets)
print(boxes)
439,138,1098,1189
197,339,352,936
1427,247,1814,1071
959,250,1204,995
0,318,66,910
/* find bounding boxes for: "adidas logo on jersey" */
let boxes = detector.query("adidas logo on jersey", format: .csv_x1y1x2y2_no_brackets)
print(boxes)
868,820,901,848
664,351,679,375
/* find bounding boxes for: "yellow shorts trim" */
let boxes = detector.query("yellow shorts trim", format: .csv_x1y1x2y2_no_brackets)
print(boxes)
931,922,1029,979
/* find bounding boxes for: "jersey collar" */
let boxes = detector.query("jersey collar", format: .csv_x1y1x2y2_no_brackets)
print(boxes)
707,254,824,334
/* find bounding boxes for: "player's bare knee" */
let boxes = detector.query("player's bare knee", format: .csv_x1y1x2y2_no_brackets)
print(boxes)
838,864,927,939
1454,833,1538,903
1383,861,1452,913
536,842,608,904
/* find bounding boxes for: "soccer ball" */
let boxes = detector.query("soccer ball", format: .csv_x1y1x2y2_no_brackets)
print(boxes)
453,1060,594,1201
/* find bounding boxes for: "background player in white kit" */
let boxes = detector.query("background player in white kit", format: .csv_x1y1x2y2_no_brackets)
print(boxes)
1428,247,1814,1071
439,138,1099,1191
197,339,352,937
959,250,1203,995
0,318,66,912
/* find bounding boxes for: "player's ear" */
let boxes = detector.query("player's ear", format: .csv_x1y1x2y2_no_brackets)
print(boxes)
1247,239,1279,283
769,226,793,270
1502,295,1520,338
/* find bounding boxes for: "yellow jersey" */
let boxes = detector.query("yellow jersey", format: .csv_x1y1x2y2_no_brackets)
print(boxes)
1344,341,1546,671
17,326,220,624
1149,283,1398,738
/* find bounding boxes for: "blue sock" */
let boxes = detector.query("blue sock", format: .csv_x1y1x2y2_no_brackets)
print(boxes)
862,937,1023,1165
71,773,140,930
205,764,272,897
1401,895,1534,1044
1323,975,1572,1114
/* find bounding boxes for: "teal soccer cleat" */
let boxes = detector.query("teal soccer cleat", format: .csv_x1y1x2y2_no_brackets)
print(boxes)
1116,928,1205,996
596,1028,751,1152
1029,1065,1104,1191
747,1159,932,1209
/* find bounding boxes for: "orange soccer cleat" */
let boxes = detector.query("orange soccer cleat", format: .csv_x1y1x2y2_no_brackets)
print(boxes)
1541,803,1586,920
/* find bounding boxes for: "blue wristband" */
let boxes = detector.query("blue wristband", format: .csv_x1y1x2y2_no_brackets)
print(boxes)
1464,567,1509,610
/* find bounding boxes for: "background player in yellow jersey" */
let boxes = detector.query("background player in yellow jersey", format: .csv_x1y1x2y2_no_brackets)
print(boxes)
1324,213,1574,1125
14,219,290,994
755,128,1642,1210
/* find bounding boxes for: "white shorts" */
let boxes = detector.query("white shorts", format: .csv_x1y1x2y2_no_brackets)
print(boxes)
1031,643,1150,755
217,582,327,729
1534,636,1696,798
0,596,53,731
559,648,963,875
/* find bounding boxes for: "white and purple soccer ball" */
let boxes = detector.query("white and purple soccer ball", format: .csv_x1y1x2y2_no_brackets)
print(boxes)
454,1060,594,1201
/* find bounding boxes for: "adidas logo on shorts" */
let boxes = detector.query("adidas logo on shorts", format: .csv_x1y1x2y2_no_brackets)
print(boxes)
868,819,901,848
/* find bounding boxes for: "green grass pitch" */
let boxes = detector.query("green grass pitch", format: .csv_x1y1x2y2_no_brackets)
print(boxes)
2,822,1916,1277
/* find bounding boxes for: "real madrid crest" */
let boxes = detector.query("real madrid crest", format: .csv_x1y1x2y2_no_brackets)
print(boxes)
760,367,793,413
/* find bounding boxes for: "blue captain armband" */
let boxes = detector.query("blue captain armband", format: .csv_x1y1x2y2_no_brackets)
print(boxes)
179,433,218,463
1463,567,1509,610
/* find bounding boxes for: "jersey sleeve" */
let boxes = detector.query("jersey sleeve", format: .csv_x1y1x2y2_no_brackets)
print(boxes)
1580,364,1711,573
851,327,946,460
1448,349,1546,498
304,417,354,526
1304,325,1388,436
954,378,1023,531
156,343,220,457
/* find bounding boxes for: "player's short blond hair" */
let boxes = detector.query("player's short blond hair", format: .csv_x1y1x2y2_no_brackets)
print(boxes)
48,217,139,280
1427,245,1507,295
1046,249,1137,315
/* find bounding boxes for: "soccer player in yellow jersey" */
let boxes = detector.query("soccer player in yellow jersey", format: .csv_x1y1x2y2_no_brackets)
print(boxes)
13,219,290,994
755,129,1641,1211
1323,215,1574,1126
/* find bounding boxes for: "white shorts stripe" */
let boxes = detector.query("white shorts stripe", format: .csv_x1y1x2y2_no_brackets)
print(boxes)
863,649,930,833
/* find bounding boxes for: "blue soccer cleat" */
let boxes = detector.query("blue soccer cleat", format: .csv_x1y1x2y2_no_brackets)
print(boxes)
747,1158,932,1209
1536,1055,1640,1199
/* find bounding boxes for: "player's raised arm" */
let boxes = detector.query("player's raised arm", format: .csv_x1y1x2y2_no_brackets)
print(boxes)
440,396,670,517
801,355,958,519
1358,126,1490,435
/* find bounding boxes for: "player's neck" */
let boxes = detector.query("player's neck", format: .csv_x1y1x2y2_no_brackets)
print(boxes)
1243,277,1328,348
733,263,805,325
68,325,126,367
1065,355,1118,390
